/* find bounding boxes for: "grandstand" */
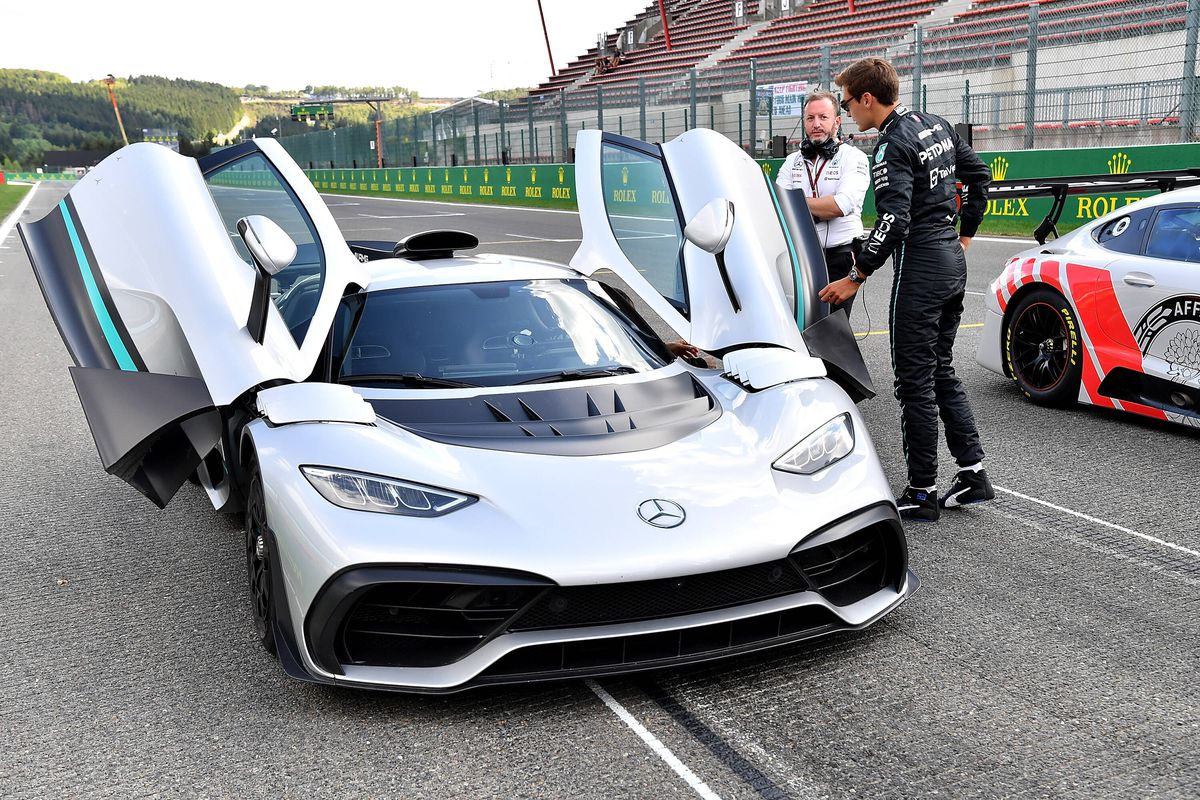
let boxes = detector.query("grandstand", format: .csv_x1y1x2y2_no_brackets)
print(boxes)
278,0,1196,167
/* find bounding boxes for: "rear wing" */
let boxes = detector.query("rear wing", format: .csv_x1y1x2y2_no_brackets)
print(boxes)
986,168,1200,244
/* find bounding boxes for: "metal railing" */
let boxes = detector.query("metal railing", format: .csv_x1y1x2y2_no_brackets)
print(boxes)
276,0,1200,168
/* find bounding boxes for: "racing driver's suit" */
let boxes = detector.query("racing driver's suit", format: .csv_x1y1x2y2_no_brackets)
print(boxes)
855,105,991,488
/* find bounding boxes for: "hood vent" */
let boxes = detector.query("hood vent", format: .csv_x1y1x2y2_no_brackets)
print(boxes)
369,371,720,455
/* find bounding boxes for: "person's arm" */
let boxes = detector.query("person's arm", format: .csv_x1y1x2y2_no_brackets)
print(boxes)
818,142,913,305
806,195,844,220
856,140,915,276
954,133,991,248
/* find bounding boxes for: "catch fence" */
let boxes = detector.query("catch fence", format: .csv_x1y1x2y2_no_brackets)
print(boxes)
278,0,1200,168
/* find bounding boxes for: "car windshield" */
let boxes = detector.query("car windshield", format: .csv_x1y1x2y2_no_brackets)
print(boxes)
335,279,668,388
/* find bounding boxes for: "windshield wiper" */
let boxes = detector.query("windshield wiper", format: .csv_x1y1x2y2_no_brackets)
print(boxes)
340,372,480,389
517,367,639,385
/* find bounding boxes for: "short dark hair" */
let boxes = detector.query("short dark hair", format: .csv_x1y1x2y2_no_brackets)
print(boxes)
804,90,840,114
835,58,900,105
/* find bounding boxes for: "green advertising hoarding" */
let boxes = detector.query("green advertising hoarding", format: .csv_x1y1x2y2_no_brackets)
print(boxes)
306,164,578,210
303,142,1200,234
761,141,1200,228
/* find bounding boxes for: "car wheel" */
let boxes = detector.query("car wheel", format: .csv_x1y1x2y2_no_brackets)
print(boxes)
1004,287,1083,407
244,459,278,657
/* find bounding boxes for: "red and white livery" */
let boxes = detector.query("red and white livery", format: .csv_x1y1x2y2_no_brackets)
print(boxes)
977,188,1200,428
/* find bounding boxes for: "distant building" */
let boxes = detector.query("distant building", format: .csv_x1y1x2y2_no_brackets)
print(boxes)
42,149,113,174
141,129,180,152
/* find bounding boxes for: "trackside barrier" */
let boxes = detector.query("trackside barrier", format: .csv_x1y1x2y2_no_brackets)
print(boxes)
304,141,1200,229
2,173,77,182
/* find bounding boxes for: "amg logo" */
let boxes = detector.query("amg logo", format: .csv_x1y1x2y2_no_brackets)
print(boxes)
917,138,954,164
917,124,944,140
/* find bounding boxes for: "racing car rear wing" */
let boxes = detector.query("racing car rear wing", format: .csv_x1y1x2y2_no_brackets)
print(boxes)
986,168,1200,244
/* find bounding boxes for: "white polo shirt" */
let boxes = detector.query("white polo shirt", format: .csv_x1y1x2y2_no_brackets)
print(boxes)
775,142,870,249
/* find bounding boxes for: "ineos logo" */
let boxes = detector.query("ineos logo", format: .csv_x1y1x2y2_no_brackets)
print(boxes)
638,499,686,528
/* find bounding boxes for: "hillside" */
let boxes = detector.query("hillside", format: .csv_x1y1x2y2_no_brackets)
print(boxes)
0,70,243,169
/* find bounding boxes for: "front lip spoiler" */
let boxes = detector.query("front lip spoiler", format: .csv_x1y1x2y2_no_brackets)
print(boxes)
280,503,917,693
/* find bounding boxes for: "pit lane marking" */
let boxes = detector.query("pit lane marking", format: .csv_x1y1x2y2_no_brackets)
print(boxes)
993,485,1200,560
586,680,723,800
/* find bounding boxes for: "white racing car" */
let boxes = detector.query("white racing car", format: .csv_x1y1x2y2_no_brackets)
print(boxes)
20,130,916,692
977,185,1200,428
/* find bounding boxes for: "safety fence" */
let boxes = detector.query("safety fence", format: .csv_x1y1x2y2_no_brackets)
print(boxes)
304,140,1200,231
275,0,1197,170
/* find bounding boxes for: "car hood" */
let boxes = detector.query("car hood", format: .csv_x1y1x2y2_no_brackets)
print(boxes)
250,370,891,612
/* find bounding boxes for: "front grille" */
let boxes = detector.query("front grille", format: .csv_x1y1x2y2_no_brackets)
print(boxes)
334,580,545,669
480,605,840,681
792,520,900,606
508,559,808,631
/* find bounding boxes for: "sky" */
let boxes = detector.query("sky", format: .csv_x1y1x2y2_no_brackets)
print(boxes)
1,0,654,97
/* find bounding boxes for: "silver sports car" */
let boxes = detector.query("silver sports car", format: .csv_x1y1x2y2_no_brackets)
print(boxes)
19,130,916,692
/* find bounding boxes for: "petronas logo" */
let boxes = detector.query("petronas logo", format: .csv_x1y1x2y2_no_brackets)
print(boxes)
621,166,630,185
558,166,565,183
990,156,1009,180
1108,152,1132,175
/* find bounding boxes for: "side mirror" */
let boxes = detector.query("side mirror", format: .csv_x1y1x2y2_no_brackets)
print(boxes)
237,215,297,344
684,198,735,255
237,215,296,276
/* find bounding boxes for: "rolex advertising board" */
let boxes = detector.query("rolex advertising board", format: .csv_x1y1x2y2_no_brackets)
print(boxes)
288,141,1200,237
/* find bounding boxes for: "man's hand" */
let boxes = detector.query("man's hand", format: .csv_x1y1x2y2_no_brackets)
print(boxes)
959,235,972,253
666,340,701,359
818,277,862,306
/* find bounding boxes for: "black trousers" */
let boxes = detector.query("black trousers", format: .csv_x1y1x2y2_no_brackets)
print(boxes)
888,238,985,487
824,245,856,316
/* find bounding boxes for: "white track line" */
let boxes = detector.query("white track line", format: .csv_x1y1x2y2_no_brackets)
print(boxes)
357,212,465,219
994,485,1200,559
586,680,723,800
0,182,41,246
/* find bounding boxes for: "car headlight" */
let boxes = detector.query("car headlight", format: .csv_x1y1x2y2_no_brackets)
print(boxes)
300,466,476,516
773,413,855,475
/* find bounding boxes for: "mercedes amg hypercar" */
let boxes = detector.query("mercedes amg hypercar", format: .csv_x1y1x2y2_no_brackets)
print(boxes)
20,129,916,692
977,187,1200,428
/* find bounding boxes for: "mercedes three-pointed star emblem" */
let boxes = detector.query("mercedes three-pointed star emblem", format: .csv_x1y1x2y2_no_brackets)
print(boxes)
637,499,686,528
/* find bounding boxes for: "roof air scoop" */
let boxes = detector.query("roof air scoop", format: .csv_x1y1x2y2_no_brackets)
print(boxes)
392,230,479,260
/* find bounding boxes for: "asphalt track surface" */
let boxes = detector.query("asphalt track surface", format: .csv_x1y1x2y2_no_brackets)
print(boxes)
2,184,1198,799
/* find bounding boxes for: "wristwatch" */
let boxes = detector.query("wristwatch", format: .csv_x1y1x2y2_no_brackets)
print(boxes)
848,266,866,284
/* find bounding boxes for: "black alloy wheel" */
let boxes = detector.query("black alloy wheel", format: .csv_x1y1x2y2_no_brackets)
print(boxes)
1005,287,1083,408
245,462,278,657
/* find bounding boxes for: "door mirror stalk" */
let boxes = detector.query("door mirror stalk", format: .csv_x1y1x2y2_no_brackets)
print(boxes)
237,215,297,344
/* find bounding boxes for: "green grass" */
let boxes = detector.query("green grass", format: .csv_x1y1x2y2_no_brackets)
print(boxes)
0,183,31,224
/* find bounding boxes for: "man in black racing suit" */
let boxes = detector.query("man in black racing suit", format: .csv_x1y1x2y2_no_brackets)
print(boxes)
819,57,995,522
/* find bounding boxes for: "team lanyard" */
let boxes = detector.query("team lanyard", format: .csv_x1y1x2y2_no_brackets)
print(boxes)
803,156,830,197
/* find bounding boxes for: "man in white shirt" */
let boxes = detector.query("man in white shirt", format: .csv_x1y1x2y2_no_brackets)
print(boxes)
775,90,870,315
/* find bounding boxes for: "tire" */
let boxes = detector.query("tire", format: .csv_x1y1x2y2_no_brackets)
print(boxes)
244,458,278,657
1004,287,1083,408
